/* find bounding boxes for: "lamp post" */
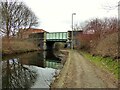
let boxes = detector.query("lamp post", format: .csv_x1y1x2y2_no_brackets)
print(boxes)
71,13,76,49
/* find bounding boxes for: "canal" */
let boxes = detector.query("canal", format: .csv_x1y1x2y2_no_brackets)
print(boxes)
2,51,63,89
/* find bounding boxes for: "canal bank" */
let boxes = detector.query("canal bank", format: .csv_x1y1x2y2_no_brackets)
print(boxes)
2,38,41,56
50,50,70,88
2,48,41,56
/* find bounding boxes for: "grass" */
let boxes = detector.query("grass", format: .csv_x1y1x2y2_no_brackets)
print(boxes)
80,51,118,79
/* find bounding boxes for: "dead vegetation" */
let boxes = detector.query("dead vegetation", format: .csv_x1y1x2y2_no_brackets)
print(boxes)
75,17,119,59
2,38,39,55
95,32,118,58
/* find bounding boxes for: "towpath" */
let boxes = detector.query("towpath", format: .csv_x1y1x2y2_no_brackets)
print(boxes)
51,50,118,88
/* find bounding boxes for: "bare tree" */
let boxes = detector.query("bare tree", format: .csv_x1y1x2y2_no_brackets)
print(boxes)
101,18,118,36
77,17,118,53
0,0,39,38
102,0,119,13
83,17,117,38
73,24,81,31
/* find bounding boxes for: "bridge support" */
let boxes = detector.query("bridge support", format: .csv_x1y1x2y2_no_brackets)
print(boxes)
43,32,46,50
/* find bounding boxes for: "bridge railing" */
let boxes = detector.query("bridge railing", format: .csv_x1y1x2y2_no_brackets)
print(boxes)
46,32,68,40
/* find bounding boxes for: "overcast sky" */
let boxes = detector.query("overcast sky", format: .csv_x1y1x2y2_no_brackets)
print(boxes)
22,0,119,32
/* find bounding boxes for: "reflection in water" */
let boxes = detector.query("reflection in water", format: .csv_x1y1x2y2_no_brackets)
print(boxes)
2,51,62,89
29,66,56,88
2,59,37,88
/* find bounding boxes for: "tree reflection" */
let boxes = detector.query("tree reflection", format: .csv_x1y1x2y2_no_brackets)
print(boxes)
2,51,63,89
2,58,37,89
19,52,44,67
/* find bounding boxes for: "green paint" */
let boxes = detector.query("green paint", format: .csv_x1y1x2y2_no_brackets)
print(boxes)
46,32,68,40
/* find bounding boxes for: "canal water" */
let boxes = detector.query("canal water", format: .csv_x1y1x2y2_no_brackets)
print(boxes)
2,51,63,89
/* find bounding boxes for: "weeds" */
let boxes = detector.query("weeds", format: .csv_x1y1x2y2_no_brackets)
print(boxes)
2,38,39,55
80,51,118,79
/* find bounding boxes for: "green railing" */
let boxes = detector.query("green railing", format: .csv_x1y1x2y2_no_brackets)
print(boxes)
46,32,68,41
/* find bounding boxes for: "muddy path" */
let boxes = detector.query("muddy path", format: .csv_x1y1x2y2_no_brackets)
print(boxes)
51,50,118,88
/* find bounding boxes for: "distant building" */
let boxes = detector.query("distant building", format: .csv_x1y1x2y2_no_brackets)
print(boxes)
17,28,47,49
18,28,46,39
68,30,83,40
67,30,83,49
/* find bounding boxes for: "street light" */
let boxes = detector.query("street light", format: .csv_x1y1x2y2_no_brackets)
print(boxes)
71,13,76,49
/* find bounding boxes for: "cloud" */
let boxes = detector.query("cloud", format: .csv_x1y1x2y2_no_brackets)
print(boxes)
23,0,119,32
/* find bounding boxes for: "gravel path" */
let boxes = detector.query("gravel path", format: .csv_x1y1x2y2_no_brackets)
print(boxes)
51,50,118,88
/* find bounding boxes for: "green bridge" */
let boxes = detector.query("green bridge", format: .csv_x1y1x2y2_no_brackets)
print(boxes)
46,32,68,41
29,31,81,50
44,32,70,50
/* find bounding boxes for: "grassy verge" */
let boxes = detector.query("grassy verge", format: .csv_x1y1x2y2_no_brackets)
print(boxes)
80,51,118,79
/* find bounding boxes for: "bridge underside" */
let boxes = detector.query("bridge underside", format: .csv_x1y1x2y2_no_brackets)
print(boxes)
46,40,67,50
46,39,67,42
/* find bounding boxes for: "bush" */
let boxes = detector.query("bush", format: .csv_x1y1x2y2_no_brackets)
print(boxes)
53,42,65,51
94,32,118,58
79,41,90,51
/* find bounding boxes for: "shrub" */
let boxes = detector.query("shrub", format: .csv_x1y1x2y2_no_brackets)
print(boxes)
53,42,65,51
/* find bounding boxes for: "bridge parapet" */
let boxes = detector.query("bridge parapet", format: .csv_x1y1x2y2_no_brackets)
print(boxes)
46,32,68,41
